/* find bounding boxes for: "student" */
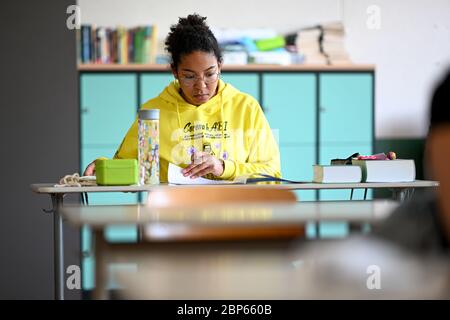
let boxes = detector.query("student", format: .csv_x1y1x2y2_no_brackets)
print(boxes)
84,14,281,182
372,70,450,254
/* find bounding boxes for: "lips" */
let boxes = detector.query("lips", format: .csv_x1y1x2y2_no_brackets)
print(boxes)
194,93,209,100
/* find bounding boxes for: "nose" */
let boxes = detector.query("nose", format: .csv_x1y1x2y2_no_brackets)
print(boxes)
193,77,207,88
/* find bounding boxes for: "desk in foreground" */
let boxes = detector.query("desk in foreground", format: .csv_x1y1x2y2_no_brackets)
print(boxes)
114,236,450,300
63,200,398,243
32,180,439,194
62,200,402,299
63,200,447,299
31,181,438,300
62,200,400,230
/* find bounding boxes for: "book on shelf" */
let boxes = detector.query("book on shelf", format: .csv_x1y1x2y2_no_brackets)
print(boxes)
78,24,158,65
321,21,351,64
313,165,362,183
351,159,416,182
295,27,328,64
81,25,91,63
321,22,346,35
292,22,351,65
76,27,81,65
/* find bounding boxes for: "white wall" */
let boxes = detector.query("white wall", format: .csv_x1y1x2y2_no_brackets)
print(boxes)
343,0,450,138
78,0,450,138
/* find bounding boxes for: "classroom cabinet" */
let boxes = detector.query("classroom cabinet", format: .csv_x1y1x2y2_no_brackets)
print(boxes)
319,73,373,144
80,74,140,206
319,73,374,201
279,145,316,201
262,73,316,144
81,74,137,145
139,73,261,104
79,67,374,289
80,73,140,290
220,73,260,100
140,73,174,103
317,73,373,237
81,70,374,193
262,73,317,201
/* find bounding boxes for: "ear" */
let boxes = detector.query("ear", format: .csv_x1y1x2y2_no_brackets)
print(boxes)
171,64,178,80
218,61,223,73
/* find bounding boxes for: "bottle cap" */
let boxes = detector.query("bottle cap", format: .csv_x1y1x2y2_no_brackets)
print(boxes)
139,109,160,120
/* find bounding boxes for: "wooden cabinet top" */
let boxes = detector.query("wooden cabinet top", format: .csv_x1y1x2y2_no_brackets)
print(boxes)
78,63,375,72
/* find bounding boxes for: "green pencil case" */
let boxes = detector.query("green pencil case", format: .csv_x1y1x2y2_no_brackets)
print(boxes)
95,159,138,186
255,36,286,51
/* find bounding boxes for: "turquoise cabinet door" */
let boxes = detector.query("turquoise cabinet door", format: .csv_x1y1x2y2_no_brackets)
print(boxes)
140,73,174,104
317,73,374,233
82,224,138,290
280,145,316,201
81,74,137,146
81,146,138,290
319,222,349,239
81,225,94,290
319,73,373,202
319,73,373,144
262,73,316,144
220,73,259,101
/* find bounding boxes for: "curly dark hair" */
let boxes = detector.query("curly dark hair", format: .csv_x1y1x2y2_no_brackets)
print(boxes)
430,70,450,130
165,13,223,69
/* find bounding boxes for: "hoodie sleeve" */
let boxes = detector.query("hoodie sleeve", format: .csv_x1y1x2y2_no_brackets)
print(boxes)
218,101,281,180
113,117,139,159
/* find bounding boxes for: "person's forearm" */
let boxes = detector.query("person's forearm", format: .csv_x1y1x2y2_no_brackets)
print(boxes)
219,159,281,180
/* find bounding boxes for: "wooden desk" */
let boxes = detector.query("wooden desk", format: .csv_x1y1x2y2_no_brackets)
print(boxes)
31,180,439,195
31,181,438,300
112,237,449,300
62,200,399,228
62,201,450,300
61,200,401,299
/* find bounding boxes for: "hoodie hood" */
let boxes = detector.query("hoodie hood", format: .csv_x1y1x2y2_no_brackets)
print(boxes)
157,79,239,163
158,79,239,112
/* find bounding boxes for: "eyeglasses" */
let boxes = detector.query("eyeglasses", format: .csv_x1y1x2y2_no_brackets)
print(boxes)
178,71,220,86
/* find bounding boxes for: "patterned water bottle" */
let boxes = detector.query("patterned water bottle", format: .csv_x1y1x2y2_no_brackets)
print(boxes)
138,109,160,185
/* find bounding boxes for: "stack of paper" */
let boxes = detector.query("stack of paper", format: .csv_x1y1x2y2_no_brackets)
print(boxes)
168,163,240,185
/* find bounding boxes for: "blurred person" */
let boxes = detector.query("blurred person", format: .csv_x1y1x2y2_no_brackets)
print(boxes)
372,70,450,254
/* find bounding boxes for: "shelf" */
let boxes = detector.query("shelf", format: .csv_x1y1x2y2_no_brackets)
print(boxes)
78,63,375,72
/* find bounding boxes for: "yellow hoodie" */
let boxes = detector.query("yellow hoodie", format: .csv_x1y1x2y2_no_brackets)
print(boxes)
114,79,281,182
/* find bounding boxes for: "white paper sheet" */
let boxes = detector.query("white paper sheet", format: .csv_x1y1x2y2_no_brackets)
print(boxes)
168,163,241,185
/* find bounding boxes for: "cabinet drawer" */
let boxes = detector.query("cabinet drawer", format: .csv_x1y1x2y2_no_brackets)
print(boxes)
319,73,373,144
81,74,137,146
140,73,174,104
263,73,316,144
221,73,259,101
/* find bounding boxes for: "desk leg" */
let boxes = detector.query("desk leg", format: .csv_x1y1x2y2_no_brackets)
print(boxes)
392,188,413,201
93,230,108,300
51,194,64,300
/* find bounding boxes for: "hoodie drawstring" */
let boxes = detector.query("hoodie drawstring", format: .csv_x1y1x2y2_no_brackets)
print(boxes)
220,94,225,160
174,82,226,162
176,101,182,132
